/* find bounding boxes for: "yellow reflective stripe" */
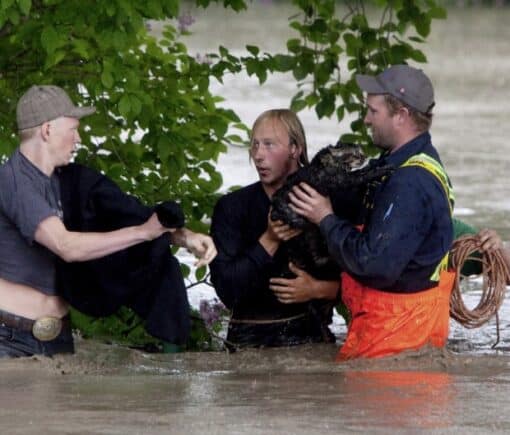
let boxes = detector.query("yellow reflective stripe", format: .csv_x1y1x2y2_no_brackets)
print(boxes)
430,253,449,282
401,153,455,215
400,153,454,281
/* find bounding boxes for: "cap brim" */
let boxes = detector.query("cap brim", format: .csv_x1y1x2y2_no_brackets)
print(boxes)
355,74,386,94
65,106,96,119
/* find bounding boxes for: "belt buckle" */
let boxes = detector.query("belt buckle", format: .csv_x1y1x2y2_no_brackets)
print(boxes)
32,316,62,341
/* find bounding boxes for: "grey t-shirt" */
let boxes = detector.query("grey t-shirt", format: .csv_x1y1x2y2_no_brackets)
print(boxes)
0,149,63,295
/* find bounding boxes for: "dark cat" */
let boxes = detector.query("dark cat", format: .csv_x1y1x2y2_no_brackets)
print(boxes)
271,142,393,280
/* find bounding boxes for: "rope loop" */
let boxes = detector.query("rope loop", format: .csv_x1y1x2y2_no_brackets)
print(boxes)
450,235,509,329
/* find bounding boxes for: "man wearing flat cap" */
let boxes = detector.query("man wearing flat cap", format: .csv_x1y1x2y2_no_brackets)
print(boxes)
0,85,216,357
289,65,455,360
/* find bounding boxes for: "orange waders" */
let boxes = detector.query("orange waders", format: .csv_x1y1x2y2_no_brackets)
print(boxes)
336,270,455,361
336,153,455,361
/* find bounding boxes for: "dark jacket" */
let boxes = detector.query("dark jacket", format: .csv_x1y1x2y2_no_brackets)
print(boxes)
319,132,453,293
210,182,336,347
56,163,190,344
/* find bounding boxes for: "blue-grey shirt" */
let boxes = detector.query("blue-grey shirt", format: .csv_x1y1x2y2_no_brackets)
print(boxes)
319,132,453,293
0,149,63,295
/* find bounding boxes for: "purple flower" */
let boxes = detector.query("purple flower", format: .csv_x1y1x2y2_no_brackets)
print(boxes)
178,12,195,32
199,299,227,328
195,53,213,65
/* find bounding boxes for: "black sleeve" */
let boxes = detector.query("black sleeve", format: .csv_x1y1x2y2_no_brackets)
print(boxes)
209,196,273,309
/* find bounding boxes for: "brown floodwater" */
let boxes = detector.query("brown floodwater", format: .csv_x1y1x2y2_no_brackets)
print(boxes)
3,4,510,434
1,339,510,434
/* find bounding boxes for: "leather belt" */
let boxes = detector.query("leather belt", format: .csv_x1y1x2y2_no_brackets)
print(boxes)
0,309,69,341
229,312,307,325
0,310,36,332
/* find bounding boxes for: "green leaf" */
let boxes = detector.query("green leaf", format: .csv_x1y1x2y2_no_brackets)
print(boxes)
180,263,190,279
315,91,335,119
118,95,131,118
336,105,345,122
340,133,362,144
343,33,361,56
409,48,427,63
315,60,334,86
106,3,116,16
292,63,307,81
129,95,142,116
415,15,431,37
287,38,301,53
195,266,206,281
72,39,90,59
17,0,31,15
290,91,306,112
8,6,19,24
246,45,259,56
44,49,66,68
389,44,409,64
273,54,295,72
428,4,447,19
101,71,114,89
219,45,228,57
40,26,60,54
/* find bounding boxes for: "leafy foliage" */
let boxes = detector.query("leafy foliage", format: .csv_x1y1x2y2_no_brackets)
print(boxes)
70,300,228,351
0,0,246,238
70,306,161,350
209,0,447,152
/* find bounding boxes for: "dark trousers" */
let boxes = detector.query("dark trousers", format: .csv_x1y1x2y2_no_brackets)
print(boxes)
0,323,74,358
226,313,335,350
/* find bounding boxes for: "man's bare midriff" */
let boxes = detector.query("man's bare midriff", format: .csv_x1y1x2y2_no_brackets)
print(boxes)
0,277,68,320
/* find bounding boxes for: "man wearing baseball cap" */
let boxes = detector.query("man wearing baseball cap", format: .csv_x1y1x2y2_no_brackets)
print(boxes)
0,85,216,357
289,65,455,359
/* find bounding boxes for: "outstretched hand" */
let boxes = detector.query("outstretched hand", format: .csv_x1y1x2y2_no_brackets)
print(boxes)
171,228,217,267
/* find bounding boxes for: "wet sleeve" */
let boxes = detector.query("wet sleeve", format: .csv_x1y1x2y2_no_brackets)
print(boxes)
452,218,482,276
453,218,477,239
319,169,432,288
209,197,273,309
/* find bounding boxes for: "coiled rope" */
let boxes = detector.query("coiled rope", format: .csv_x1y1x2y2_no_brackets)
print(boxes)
450,235,510,344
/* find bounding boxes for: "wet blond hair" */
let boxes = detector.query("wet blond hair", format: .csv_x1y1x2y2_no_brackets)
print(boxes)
250,109,309,166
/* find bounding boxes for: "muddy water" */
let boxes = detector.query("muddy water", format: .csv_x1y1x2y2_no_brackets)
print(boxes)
3,5,510,434
2,340,510,434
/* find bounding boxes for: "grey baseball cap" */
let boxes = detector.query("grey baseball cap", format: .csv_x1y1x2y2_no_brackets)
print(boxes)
16,85,96,130
355,65,434,114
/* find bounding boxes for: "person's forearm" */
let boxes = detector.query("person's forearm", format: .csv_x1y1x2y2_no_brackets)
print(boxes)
169,227,190,247
58,225,159,262
36,214,167,263
36,216,161,262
